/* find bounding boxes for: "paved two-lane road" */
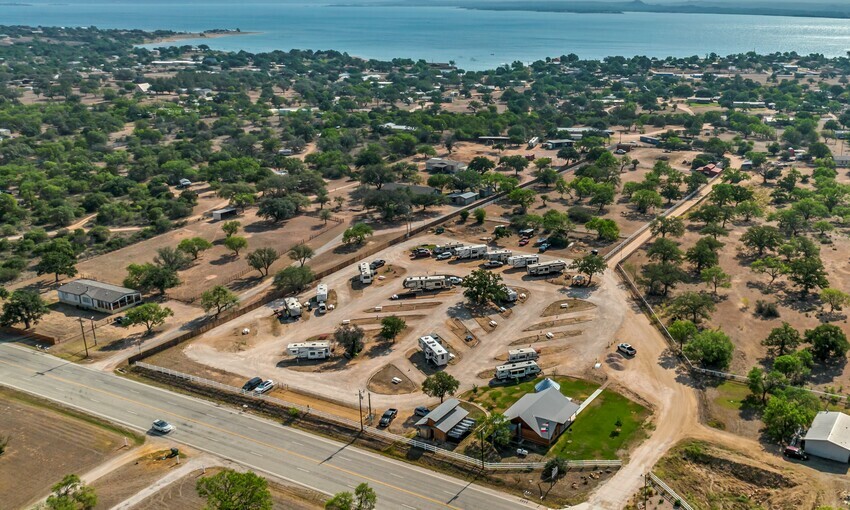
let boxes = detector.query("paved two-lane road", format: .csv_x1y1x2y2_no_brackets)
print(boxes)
0,343,541,510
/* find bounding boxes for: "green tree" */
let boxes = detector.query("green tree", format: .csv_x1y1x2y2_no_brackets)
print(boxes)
353,483,377,510
631,189,663,214
806,324,849,363
685,237,722,272
668,291,716,324
507,188,536,213
224,236,248,256
647,238,683,264
762,322,801,356
0,290,48,329
649,216,685,238
468,156,495,174
45,474,97,510
667,319,697,350
379,315,406,342
325,492,354,510
343,223,374,245
700,265,731,295
196,469,272,510
683,329,734,369
247,248,280,276
569,254,606,285
34,240,77,282
747,367,786,404
473,208,486,223
288,244,314,267
751,256,788,287
585,217,619,242
761,389,819,441
200,285,239,316
273,266,314,294
125,303,173,335
124,263,180,295
177,237,213,260
821,288,850,313
422,371,460,402
335,324,365,357
741,226,782,257
788,256,829,297
774,351,813,385
221,220,241,238
461,269,507,305
154,247,191,272
480,412,511,447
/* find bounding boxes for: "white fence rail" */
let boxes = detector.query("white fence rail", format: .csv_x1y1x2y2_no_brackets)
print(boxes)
133,362,622,471
649,472,694,510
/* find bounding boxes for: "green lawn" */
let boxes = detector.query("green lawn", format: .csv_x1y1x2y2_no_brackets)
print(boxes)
463,376,649,460
712,380,751,411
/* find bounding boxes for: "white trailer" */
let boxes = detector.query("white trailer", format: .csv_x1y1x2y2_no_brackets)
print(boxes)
526,260,567,276
287,341,330,359
284,297,302,317
508,254,539,268
433,242,464,255
316,284,328,303
456,244,488,259
403,276,452,291
359,262,374,284
418,335,449,366
495,360,541,380
503,287,518,302
507,348,539,363
486,249,512,262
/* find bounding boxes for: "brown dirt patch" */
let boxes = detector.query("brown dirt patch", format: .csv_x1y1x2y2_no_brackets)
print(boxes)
91,449,191,509
0,388,128,510
523,315,594,332
494,344,569,361
541,299,597,317
132,467,324,510
363,301,440,313
447,318,479,347
372,264,407,287
351,314,425,326
367,364,418,394
474,315,499,332
509,330,583,346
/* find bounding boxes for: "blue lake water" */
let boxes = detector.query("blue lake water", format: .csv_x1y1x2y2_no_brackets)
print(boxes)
4,0,850,69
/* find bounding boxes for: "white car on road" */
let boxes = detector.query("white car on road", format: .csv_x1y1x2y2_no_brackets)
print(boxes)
254,380,276,394
152,419,174,434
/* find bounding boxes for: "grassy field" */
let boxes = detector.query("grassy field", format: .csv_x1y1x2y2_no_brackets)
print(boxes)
712,380,751,411
463,376,649,460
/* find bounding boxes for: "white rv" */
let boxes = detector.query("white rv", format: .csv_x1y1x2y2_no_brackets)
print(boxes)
433,242,464,255
495,360,541,380
359,262,374,284
403,276,452,291
284,297,302,318
503,287,518,302
508,254,539,268
526,260,567,276
418,335,449,366
486,249,512,262
455,244,488,259
316,284,328,303
507,348,539,363
287,341,330,359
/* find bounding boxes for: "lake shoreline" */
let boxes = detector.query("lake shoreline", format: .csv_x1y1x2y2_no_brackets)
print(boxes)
144,31,261,45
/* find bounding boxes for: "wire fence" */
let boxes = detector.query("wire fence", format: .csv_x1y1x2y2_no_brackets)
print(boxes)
133,362,623,471
649,472,694,510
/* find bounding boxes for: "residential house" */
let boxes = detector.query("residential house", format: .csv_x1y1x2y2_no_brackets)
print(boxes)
425,158,467,174
446,191,478,206
57,279,142,314
503,386,580,446
415,398,474,442
835,155,850,168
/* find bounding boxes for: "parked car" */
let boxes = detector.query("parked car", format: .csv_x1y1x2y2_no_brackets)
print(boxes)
615,149,626,155
414,406,431,417
242,376,263,391
113,315,128,325
412,249,431,258
152,419,174,434
483,260,504,268
538,243,551,253
436,252,452,260
783,446,809,460
518,238,529,246
370,259,386,270
617,343,637,356
318,302,327,314
448,276,463,285
379,408,398,427
254,380,276,394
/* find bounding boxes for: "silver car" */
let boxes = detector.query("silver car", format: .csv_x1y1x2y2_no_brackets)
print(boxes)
152,419,174,434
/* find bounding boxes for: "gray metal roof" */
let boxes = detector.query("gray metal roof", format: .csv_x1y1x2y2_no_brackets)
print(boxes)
504,387,580,441
58,279,139,304
415,398,469,433
805,411,850,451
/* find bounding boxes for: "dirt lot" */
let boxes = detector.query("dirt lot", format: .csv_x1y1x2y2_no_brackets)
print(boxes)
0,387,134,509
132,467,325,510
90,449,190,509
367,363,418,394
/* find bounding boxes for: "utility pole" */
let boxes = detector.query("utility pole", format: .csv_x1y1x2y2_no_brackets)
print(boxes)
367,391,372,424
89,316,97,346
479,427,484,469
78,318,89,358
358,390,364,431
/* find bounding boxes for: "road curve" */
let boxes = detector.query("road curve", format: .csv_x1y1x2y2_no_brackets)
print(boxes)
0,343,543,510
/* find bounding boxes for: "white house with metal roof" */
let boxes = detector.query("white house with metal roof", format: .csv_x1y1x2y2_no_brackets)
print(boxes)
57,279,142,314
803,411,850,463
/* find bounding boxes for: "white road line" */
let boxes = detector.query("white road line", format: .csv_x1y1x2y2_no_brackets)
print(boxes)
89,398,100,403
247,426,260,432
291,441,304,446
390,473,404,479
297,467,310,473
336,457,351,462
126,410,138,415
128,389,140,394
249,451,263,457
442,490,455,495
402,505,417,510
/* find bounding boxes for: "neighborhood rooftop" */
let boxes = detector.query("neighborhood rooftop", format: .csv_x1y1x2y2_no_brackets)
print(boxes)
57,279,138,303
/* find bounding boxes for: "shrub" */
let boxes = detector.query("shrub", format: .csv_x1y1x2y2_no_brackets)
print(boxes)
459,210,470,222
567,206,594,224
543,457,567,480
755,300,780,318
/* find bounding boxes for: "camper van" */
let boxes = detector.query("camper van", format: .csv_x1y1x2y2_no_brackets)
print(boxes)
503,287,518,302
359,262,374,284
403,276,451,291
495,360,541,380
486,250,512,262
507,254,539,268
316,284,328,303
455,244,488,259
283,297,302,318
418,335,449,366
526,260,567,276
433,242,464,255
287,341,330,359
507,348,539,363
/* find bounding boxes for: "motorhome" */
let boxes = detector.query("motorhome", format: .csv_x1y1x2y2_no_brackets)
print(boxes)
507,348,539,363
283,297,302,318
508,254,539,268
503,287,518,302
418,335,449,366
526,260,567,275
433,242,464,255
316,284,328,303
495,360,541,380
455,244,488,259
287,341,330,359
486,250,512,262
403,276,452,291
359,262,374,284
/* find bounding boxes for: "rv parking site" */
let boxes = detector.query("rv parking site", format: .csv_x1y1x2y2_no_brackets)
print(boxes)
145,233,633,433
